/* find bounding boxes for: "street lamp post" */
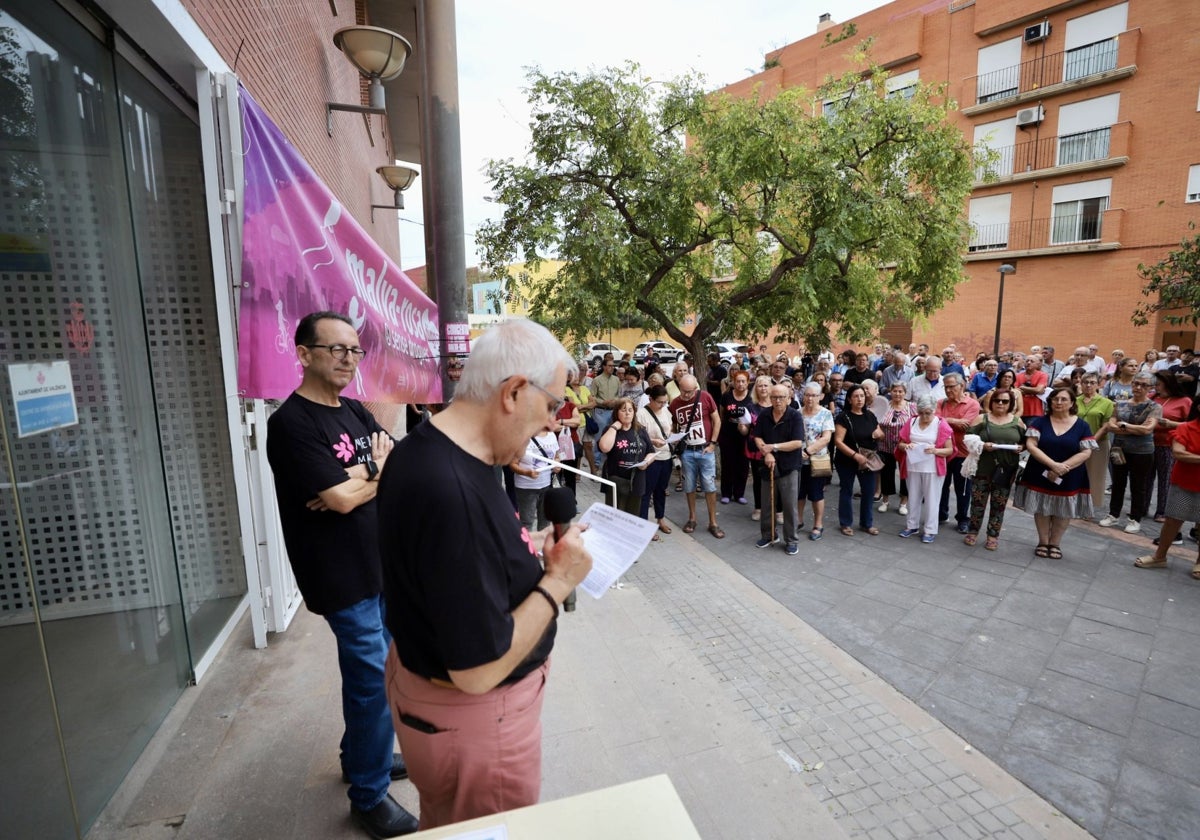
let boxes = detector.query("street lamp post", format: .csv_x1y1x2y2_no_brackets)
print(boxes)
994,263,1016,357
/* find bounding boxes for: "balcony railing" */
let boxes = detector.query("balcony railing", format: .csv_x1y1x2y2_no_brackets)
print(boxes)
976,126,1112,180
971,38,1119,105
968,211,1106,253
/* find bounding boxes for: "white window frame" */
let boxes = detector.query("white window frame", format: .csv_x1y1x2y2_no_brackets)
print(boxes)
1050,179,1112,245
1187,165,1200,203
968,194,1012,252
974,117,1016,178
1056,94,1119,166
976,37,1022,103
1063,2,1127,82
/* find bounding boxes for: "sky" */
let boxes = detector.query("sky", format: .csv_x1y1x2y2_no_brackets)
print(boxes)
397,0,887,269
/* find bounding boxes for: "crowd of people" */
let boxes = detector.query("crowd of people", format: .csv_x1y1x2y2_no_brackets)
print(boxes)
560,340,1200,578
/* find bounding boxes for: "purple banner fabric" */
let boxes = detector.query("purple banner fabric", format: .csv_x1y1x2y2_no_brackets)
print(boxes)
236,86,441,404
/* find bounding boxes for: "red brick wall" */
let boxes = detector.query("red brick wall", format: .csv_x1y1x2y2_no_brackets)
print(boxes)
181,0,404,262
727,0,1200,358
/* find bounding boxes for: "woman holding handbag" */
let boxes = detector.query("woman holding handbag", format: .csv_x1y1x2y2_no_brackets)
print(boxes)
798,382,835,540
896,395,955,543
637,385,675,538
876,382,916,516
832,385,884,536
964,390,1025,550
555,371,583,496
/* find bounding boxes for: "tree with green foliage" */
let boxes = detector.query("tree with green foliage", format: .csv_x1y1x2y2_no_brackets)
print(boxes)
477,57,978,363
1132,224,1200,327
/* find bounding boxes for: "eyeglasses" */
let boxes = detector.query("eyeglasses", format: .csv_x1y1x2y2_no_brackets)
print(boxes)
770,395,789,401
306,344,366,362
528,381,565,415
992,398,1011,405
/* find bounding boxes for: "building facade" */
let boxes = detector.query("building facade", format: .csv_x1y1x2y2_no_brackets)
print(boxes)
726,0,1200,358
0,0,432,836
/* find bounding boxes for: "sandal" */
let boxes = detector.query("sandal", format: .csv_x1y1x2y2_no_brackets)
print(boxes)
866,527,880,536
1133,555,1168,569
840,527,855,536
708,524,725,539
658,521,672,534
985,537,999,551
963,533,978,546
1046,545,1063,559
1034,544,1050,558
683,520,697,534
651,533,661,542
810,527,823,541
1192,562,1200,580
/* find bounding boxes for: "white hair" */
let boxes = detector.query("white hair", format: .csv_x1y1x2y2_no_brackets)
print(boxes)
454,319,574,403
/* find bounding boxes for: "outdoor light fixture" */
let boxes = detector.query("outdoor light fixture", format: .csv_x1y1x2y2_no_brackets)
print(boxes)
371,165,420,221
993,263,1017,356
327,25,413,136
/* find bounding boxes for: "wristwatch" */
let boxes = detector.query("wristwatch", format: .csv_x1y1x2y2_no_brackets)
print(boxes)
365,459,380,480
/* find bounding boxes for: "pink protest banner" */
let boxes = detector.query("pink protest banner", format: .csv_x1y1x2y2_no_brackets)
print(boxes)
236,86,441,404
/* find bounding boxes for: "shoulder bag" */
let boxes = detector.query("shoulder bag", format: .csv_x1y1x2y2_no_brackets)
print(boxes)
845,412,883,472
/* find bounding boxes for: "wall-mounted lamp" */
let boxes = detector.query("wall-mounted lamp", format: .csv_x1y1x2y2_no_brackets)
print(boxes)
371,165,420,222
327,25,412,137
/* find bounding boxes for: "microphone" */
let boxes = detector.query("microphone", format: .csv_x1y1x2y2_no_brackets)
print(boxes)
542,487,578,612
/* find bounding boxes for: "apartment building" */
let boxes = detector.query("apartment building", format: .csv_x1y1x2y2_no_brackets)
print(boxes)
726,0,1200,357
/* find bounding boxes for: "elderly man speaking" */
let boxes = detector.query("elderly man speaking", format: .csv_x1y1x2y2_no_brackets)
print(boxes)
377,319,594,830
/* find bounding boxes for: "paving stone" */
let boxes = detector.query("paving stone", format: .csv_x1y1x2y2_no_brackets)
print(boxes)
922,583,1002,620
1123,718,1200,781
1109,759,1200,840
1134,692,1200,736
899,602,982,643
1082,578,1168,620
1073,600,1160,635
954,633,1052,685
870,625,963,672
926,663,1029,721
1143,655,1200,710
1061,615,1155,663
990,589,1079,636
919,692,1009,758
858,577,928,610
1028,671,1137,736
1005,705,1126,786
1044,640,1147,698
853,649,938,700
1010,567,1092,603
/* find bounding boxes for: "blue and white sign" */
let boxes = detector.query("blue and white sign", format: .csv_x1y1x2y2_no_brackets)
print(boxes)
9,361,78,438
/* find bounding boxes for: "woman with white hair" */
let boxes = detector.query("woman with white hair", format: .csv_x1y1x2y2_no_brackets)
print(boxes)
896,395,955,543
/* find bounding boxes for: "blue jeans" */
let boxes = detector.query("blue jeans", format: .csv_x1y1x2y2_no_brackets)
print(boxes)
640,458,672,520
325,594,395,810
836,461,877,529
592,408,613,467
681,447,717,494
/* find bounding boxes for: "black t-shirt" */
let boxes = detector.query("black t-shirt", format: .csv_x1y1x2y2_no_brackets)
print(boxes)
753,407,805,476
378,421,553,683
706,364,728,400
719,392,754,440
844,367,874,386
265,393,385,615
835,409,880,466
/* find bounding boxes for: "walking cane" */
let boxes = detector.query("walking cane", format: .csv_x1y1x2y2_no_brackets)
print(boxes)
768,464,777,544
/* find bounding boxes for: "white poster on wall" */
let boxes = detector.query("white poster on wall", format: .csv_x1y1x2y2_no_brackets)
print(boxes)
9,361,78,438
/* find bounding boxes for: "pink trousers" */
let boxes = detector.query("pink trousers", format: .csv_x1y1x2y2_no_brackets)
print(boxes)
385,645,549,830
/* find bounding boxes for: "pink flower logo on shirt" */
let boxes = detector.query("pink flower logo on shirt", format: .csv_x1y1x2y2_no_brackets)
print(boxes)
332,433,355,463
615,439,628,450
516,512,539,556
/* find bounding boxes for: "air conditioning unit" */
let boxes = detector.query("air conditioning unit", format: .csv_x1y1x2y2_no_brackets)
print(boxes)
1015,105,1044,128
1024,21,1050,44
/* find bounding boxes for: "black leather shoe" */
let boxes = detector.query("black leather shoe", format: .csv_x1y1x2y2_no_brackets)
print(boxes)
343,753,409,783
350,793,419,838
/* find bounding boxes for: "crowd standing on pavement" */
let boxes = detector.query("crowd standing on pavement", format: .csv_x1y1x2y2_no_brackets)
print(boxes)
570,339,1200,579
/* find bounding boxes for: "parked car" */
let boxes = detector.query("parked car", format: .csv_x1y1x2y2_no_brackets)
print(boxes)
582,342,625,366
710,342,754,367
632,340,682,363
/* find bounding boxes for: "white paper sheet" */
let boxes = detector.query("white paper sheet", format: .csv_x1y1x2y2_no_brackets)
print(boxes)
905,445,935,470
576,503,659,598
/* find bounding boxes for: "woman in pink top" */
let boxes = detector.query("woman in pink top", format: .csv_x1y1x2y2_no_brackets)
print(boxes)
1152,370,1193,522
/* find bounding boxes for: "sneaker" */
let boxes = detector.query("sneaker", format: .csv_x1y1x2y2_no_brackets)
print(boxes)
720,496,730,504
898,504,908,515
751,510,761,521
899,528,920,539
755,537,775,549
1153,533,1184,547
1098,515,1119,527
877,501,889,513
921,534,936,544
786,542,799,555
956,522,970,534
1124,520,1142,534
737,497,748,505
